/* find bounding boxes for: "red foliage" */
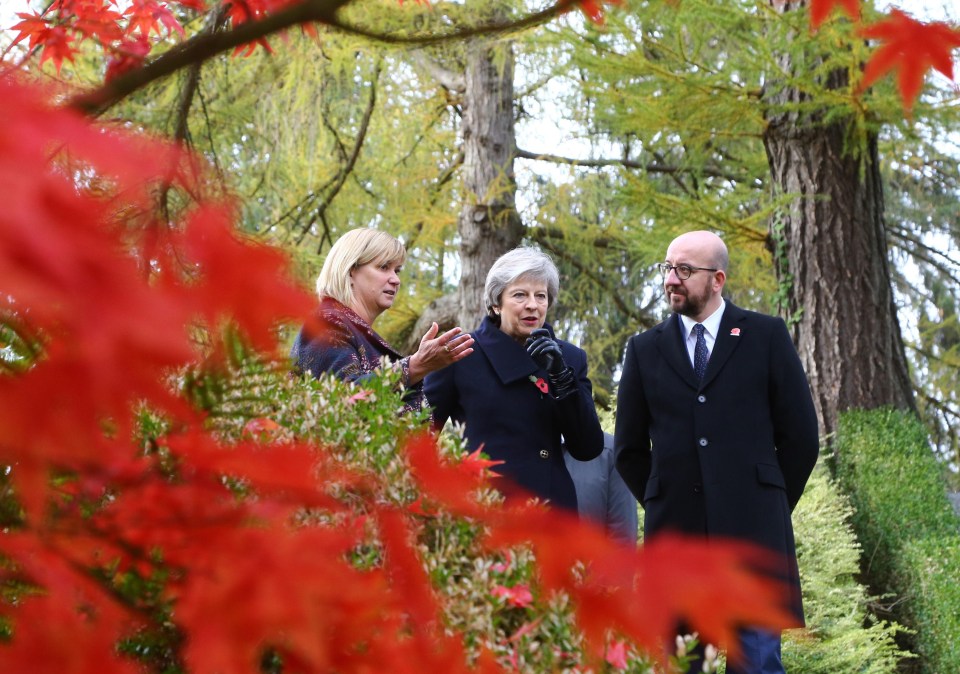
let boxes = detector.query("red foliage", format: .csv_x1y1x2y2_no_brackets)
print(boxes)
5,0,957,114
1,0,951,669
859,10,960,113
0,72,800,672
808,0,860,29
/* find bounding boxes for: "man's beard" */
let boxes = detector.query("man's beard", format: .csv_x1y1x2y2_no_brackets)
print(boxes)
668,286,709,318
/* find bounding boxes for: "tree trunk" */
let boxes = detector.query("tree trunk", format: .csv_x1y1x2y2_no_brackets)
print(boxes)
455,38,524,330
401,38,522,351
762,46,915,440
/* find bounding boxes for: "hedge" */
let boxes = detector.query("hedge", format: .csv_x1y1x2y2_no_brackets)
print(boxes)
834,407,960,674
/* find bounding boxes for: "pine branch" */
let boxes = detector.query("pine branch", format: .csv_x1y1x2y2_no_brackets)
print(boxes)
293,57,383,249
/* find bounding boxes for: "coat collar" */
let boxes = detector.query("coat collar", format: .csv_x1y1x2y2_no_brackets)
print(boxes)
654,302,747,390
475,316,544,385
317,296,403,361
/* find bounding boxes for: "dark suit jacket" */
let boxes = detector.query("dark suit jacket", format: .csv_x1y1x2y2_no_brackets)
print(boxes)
614,302,819,623
425,316,604,512
564,432,639,545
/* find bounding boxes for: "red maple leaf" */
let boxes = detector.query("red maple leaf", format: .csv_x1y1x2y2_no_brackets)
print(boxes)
808,0,860,29
179,204,315,353
572,0,622,26
124,0,185,38
859,10,960,113
458,446,505,480
105,35,152,82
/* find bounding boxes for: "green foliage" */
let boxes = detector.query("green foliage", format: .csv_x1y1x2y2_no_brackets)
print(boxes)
781,463,909,673
190,356,672,672
834,408,960,674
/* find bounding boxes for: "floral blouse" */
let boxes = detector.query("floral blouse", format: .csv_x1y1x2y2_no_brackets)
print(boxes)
291,297,424,411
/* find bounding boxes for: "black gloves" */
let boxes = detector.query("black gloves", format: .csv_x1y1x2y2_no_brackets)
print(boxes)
525,328,577,399
525,328,565,374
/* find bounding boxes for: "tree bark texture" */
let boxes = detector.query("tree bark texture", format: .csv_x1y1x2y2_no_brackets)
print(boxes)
455,39,524,330
763,72,915,440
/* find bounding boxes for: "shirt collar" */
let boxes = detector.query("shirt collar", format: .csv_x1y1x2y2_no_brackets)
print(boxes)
679,298,726,340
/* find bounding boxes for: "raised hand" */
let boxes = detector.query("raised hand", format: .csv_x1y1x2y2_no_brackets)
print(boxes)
525,328,565,374
407,322,474,383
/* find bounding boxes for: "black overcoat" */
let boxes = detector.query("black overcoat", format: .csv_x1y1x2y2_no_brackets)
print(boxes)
425,317,604,512
614,302,819,624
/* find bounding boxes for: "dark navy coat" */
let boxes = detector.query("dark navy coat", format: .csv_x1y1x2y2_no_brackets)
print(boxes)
291,297,425,411
424,317,604,512
614,302,819,624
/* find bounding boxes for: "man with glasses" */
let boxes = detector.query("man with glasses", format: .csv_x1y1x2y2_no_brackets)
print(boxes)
614,230,819,674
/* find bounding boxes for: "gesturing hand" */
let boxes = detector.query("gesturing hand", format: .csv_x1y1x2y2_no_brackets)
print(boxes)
525,328,565,374
407,322,475,384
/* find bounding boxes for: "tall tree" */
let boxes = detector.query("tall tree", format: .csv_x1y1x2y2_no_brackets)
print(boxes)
762,0,915,439
551,0,956,439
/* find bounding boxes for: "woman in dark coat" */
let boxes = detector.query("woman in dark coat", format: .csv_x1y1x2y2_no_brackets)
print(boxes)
291,228,473,410
424,248,604,511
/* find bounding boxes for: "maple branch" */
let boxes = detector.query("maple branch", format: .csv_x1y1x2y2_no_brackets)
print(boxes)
68,0,579,115
69,0,353,115
514,147,746,183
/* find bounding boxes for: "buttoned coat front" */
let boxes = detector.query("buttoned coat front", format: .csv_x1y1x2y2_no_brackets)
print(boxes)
614,302,819,623
425,317,604,512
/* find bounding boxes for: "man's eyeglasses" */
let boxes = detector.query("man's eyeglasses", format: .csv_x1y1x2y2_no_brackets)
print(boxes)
657,263,719,280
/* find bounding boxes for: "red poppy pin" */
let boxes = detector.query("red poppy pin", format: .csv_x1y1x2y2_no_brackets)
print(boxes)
730,328,741,336
529,375,549,393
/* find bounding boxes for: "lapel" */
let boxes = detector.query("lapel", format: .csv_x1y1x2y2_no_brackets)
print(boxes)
475,316,540,385
700,302,747,389
654,303,748,391
655,313,700,390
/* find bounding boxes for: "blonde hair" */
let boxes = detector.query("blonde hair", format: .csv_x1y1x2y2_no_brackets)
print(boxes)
316,229,406,306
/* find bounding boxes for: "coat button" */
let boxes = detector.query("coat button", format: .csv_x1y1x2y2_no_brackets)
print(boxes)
693,484,703,494
539,449,549,459
698,437,708,447
697,394,706,403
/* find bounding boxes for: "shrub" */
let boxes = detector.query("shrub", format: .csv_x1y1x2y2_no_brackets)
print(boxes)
782,463,909,673
834,407,960,674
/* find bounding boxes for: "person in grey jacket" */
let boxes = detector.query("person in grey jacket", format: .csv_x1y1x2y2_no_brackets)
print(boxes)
564,432,638,545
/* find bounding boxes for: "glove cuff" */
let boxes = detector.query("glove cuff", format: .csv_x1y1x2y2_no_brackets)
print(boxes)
547,366,577,400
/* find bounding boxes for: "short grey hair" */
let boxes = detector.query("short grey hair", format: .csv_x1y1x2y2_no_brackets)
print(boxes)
483,247,560,317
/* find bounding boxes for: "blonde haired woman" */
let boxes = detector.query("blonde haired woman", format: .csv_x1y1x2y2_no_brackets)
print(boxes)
292,228,473,410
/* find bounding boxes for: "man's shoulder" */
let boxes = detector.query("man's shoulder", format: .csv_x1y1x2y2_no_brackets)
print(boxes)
724,303,786,332
627,315,673,345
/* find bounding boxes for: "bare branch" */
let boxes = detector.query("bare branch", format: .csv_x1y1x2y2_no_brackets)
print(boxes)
410,51,465,93
514,147,746,182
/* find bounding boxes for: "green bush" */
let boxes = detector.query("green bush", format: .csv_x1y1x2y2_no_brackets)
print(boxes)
834,407,960,674
781,463,909,673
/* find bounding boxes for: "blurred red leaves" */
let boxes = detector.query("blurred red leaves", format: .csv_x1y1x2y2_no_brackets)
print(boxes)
858,10,960,113
1,0,917,666
808,0,860,29
0,73,799,671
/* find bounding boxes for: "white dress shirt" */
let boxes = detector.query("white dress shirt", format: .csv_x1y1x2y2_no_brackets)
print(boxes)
679,299,726,368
